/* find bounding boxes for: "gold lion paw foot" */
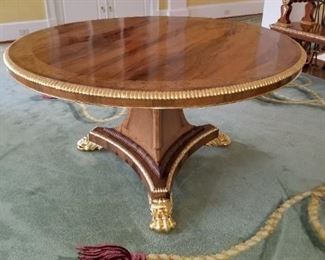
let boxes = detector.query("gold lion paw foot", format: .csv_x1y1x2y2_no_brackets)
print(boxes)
207,132,231,147
149,197,176,232
77,135,102,151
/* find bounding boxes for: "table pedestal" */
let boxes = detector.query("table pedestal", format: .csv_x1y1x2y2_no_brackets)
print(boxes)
77,109,230,232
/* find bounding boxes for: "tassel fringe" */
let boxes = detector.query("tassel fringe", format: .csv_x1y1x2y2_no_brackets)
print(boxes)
78,244,146,260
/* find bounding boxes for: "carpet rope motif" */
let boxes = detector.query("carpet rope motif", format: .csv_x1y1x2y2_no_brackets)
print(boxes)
258,75,325,108
309,186,325,241
145,185,325,260
77,104,127,123
78,185,325,260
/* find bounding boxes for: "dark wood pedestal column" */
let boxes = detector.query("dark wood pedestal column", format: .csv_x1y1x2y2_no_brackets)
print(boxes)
77,108,229,232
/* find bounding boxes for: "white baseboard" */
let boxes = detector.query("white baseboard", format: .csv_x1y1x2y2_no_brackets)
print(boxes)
0,20,48,42
167,8,189,17
189,0,263,18
159,10,168,16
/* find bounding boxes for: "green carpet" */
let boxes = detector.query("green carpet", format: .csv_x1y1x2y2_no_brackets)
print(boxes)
0,41,325,259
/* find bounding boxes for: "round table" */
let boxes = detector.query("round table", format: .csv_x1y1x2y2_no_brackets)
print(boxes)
4,17,306,233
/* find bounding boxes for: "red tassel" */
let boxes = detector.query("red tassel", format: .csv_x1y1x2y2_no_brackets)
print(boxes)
77,244,146,260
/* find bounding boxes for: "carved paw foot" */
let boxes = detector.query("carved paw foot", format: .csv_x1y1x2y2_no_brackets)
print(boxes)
149,197,176,232
77,135,102,151
207,132,231,147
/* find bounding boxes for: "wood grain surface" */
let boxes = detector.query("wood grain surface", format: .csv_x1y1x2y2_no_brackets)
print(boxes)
4,17,306,108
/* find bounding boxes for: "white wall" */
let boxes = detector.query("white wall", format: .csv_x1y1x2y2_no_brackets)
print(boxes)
45,0,159,26
163,0,264,18
262,0,304,28
189,0,264,18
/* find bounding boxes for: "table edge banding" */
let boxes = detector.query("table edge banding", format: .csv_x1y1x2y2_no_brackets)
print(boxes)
3,43,306,107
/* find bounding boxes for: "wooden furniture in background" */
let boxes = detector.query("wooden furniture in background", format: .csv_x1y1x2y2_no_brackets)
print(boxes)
271,0,325,77
4,17,306,233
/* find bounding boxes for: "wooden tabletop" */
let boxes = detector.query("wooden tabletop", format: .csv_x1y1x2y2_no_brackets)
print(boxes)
4,17,306,108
